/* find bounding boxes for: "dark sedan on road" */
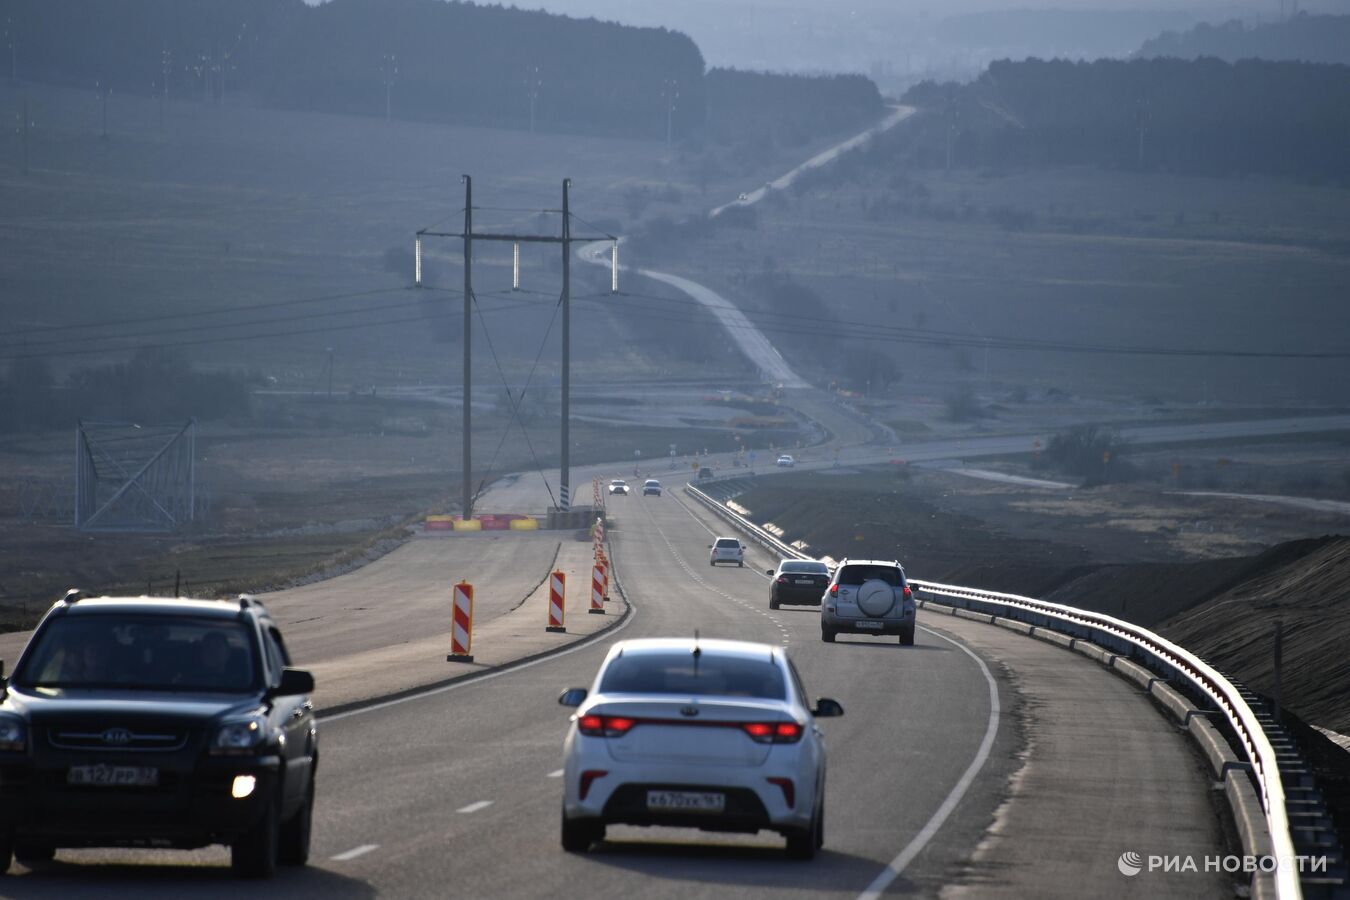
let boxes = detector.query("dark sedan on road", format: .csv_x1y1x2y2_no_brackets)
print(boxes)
768,560,831,609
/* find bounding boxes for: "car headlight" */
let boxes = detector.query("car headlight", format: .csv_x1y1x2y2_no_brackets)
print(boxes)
0,714,26,752
210,713,268,755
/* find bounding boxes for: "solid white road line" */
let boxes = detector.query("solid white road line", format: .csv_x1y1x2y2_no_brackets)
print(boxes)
547,769,564,778
457,800,494,814
330,844,379,862
856,625,1001,900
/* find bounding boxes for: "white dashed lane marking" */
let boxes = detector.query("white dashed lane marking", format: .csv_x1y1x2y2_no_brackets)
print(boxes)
547,769,564,778
331,844,379,861
457,800,494,814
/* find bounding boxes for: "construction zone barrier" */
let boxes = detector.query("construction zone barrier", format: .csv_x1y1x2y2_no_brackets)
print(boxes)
425,515,455,531
448,581,474,662
547,570,566,632
452,518,482,532
589,564,605,615
509,517,539,530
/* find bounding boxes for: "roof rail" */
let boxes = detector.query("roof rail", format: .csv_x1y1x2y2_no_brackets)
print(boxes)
237,594,268,613
61,588,87,604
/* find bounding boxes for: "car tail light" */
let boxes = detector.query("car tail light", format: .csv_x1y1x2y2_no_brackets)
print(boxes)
577,715,636,737
777,576,788,584
766,776,795,809
579,769,608,800
903,585,912,598
742,721,804,744
829,584,838,597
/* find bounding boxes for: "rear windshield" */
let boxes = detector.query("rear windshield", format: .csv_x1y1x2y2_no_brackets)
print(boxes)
600,652,786,700
645,481,659,486
781,561,828,575
838,565,902,586
16,615,260,693
715,538,740,548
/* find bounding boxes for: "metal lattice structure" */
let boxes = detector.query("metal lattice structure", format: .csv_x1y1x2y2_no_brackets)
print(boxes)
75,419,196,532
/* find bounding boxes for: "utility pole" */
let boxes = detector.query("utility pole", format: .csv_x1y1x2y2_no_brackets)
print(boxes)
525,65,541,134
462,175,473,519
380,53,397,121
413,180,616,521
560,178,571,510
662,78,679,147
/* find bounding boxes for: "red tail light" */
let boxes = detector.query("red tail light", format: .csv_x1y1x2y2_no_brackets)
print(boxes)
577,715,636,737
777,576,788,584
742,721,805,744
903,585,912,598
829,584,838,597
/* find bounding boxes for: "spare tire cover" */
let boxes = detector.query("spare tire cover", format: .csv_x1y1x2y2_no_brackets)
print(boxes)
856,579,895,617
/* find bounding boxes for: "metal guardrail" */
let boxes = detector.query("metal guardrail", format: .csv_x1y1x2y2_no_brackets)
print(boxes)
684,481,1301,900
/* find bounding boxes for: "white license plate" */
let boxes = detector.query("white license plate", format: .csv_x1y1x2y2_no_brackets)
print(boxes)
68,764,159,787
854,620,884,629
646,790,725,813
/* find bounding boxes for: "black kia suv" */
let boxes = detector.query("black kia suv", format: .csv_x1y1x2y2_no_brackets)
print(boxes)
0,591,318,878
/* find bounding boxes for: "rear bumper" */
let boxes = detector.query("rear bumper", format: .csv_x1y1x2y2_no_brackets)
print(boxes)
821,609,916,634
0,754,282,848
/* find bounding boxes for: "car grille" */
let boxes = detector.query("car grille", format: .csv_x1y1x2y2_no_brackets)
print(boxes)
48,727,190,752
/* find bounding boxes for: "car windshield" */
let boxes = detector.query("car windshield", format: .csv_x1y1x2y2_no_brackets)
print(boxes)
645,480,659,486
782,561,828,575
715,539,739,548
600,652,786,700
15,615,260,693
838,565,902,586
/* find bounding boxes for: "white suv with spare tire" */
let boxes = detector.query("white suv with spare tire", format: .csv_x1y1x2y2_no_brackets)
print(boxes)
820,559,917,645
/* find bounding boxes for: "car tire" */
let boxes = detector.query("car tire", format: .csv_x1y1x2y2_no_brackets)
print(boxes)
232,794,281,878
561,812,604,853
821,628,836,643
278,776,314,866
13,844,55,864
0,833,11,875
785,807,821,860
738,561,743,568
899,626,915,646
709,560,715,567
769,597,780,610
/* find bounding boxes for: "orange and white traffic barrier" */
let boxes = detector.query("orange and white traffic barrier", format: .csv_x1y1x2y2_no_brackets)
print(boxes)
448,581,474,662
547,570,566,632
602,561,609,601
589,564,605,615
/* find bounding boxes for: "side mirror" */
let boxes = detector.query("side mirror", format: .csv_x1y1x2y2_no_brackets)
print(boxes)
558,687,588,707
766,569,775,576
812,697,844,718
275,668,315,697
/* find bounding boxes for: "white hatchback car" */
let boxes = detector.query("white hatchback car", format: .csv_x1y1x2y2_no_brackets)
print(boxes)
709,537,745,567
557,637,844,858
776,454,795,467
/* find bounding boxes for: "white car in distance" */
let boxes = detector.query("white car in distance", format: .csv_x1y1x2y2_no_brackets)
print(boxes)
608,479,630,495
776,454,795,467
557,637,843,859
709,537,745,567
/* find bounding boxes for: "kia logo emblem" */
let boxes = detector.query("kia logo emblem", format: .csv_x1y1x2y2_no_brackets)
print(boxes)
680,706,699,717
101,727,132,745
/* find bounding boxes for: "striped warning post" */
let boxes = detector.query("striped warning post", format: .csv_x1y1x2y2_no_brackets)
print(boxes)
546,570,566,632
589,564,605,615
601,560,609,601
447,581,474,662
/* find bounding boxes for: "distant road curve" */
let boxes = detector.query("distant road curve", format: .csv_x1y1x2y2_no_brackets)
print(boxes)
580,104,917,389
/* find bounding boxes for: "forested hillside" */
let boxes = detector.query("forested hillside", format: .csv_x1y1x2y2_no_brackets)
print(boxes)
1139,13,1350,65
901,57,1350,183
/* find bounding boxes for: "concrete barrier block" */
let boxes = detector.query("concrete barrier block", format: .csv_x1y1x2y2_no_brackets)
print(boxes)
1150,681,1196,724
1225,771,1274,859
509,518,540,530
1111,657,1156,692
1188,716,1242,780
1072,641,1114,666
921,601,957,616
1031,627,1075,649
452,519,482,532
954,608,996,624
995,618,1035,636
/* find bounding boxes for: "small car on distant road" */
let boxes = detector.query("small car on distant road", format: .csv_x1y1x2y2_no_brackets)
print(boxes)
776,454,795,468
709,537,745,567
608,479,630,495
642,479,661,496
768,559,831,609
557,637,844,859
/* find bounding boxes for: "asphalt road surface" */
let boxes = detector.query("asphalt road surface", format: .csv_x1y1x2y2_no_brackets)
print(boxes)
2,491,1230,898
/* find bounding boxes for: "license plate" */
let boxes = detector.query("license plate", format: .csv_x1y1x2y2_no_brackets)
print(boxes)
68,764,159,787
854,620,884,629
646,790,725,813
794,579,815,585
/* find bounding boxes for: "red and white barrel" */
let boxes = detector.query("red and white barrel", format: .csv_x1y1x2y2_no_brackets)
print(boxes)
589,564,605,614
547,570,566,632
448,581,474,662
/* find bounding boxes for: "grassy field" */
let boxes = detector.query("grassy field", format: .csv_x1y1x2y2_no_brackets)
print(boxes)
626,159,1350,409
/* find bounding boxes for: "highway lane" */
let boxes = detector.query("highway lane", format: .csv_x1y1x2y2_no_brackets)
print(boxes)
2,491,1230,898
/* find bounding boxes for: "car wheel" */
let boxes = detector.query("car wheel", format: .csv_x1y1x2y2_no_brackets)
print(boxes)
13,843,55,864
737,561,743,568
769,597,779,610
278,776,314,866
232,794,281,878
900,626,915,646
785,807,820,860
816,797,826,849
561,811,604,853
821,628,836,643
